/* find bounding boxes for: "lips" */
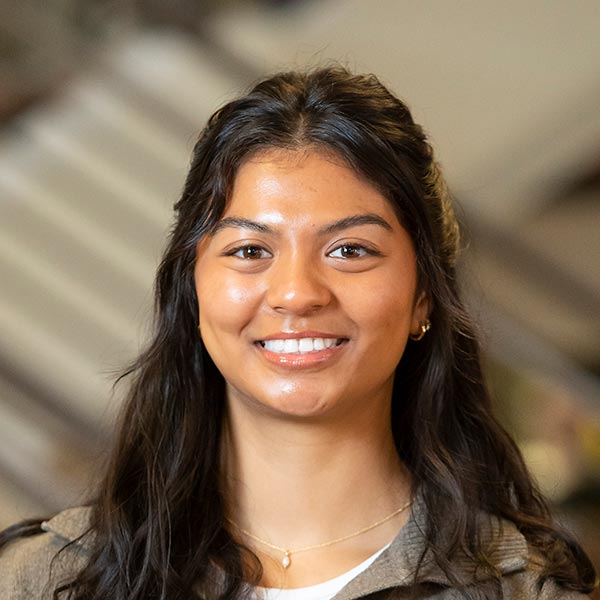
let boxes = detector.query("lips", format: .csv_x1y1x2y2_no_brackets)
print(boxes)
258,337,345,354
254,333,349,370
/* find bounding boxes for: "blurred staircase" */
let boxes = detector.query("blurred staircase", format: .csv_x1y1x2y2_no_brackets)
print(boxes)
0,29,249,523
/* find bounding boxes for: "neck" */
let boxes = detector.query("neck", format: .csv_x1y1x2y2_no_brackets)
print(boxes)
221,397,412,559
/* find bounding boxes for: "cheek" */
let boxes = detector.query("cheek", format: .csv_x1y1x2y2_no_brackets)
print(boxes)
196,267,262,335
221,281,257,305
366,292,412,373
349,276,417,372
353,278,416,331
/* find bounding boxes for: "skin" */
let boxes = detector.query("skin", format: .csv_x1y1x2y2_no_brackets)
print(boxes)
194,148,429,587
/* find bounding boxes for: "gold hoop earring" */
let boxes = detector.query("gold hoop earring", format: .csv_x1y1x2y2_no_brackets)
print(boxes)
409,319,431,341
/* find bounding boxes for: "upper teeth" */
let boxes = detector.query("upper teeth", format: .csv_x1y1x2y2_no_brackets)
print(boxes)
260,338,342,354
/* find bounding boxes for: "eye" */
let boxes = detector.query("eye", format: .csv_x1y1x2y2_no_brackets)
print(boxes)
227,245,273,260
328,243,377,259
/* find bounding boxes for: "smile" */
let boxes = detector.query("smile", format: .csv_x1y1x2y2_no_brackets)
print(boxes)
258,337,345,354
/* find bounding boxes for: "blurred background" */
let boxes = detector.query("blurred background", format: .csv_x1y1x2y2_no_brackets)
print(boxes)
0,0,598,581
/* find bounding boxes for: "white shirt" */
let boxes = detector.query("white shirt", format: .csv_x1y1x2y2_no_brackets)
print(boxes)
256,542,391,600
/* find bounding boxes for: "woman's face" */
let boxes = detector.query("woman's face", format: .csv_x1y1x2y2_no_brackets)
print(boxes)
194,148,428,421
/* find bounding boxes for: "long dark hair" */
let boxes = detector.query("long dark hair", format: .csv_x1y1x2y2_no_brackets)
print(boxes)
2,67,597,599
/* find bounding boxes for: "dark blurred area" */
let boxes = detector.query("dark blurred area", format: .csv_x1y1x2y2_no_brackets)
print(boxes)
0,0,598,590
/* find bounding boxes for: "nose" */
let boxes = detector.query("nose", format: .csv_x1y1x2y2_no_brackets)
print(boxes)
265,253,332,315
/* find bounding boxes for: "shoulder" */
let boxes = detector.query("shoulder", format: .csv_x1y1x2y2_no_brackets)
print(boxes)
485,518,592,598
497,542,593,599
424,508,593,599
342,504,593,600
436,517,592,599
0,507,92,599
500,568,592,599
440,517,592,599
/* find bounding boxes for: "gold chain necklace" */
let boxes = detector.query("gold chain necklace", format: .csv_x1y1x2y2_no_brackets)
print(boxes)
227,499,412,569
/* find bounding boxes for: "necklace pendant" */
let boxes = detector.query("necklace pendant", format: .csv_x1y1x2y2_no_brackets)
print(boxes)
281,552,291,569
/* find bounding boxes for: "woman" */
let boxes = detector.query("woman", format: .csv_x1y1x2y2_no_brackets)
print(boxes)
0,66,596,599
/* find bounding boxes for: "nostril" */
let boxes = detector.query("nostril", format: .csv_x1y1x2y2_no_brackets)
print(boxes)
267,285,332,315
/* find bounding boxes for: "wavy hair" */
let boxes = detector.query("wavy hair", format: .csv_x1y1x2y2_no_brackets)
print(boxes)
1,66,596,599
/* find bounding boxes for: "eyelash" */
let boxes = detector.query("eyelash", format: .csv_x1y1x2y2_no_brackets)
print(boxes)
224,245,272,260
328,243,381,259
224,243,380,260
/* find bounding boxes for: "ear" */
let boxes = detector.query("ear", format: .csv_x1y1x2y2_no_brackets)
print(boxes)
410,291,430,336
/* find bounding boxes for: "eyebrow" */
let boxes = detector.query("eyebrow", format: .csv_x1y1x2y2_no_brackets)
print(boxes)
319,214,393,234
211,216,271,235
211,213,393,236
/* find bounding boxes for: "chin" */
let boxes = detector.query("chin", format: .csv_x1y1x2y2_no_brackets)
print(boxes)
263,396,334,420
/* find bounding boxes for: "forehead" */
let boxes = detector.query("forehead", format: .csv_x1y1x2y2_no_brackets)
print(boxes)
224,148,398,224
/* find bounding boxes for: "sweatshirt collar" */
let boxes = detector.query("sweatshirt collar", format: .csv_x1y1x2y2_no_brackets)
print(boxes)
41,506,94,549
332,495,529,599
40,498,529,598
